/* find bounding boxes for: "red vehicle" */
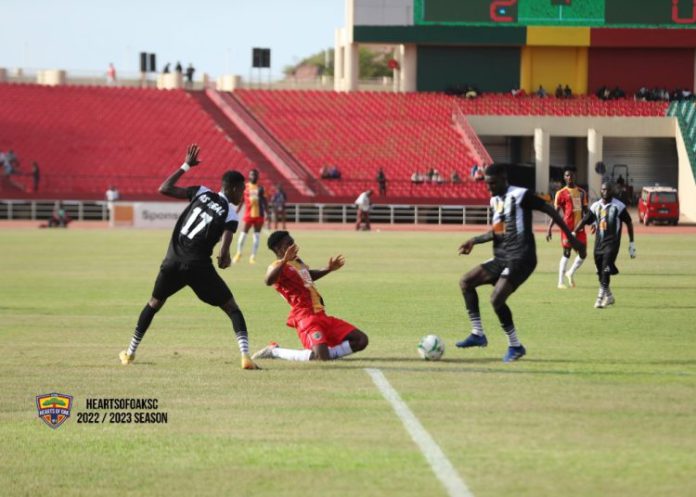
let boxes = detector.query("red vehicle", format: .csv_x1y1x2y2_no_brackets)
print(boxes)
638,186,679,225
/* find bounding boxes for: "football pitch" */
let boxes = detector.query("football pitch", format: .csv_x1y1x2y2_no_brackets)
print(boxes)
1,227,695,497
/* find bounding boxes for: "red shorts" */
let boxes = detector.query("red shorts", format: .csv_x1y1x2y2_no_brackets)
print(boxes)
243,216,264,230
288,312,357,349
561,228,586,250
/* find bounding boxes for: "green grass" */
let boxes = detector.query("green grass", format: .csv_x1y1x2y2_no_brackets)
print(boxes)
1,228,695,497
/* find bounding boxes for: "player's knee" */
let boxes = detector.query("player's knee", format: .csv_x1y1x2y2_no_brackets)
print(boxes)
490,294,506,311
221,297,239,314
148,297,165,310
459,275,473,292
311,345,330,361
351,331,368,352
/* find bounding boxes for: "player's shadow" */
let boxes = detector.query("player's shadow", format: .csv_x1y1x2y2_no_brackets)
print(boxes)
354,356,501,365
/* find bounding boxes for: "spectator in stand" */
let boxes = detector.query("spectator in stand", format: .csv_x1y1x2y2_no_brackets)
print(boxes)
268,184,288,230
330,166,341,179
106,185,120,203
376,168,387,197
471,164,480,178
32,161,40,192
354,190,373,231
536,85,547,98
2,149,17,175
411,171,424,185
451,170,462,184
320,166,329,179
106,63,117,85
555,84,564,99
563,85,572,99
185,63,195,88
432,169,444,184
426,168,435,183
610,86,625,100
596,86,608,100
474,167,485,182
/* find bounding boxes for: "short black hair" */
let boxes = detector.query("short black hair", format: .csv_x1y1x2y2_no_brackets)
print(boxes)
222,170,245,188
563,166,577,174
267,230,290,251
484,163,507,178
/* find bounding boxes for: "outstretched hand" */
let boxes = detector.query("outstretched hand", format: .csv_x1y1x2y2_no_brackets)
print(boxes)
458,239,475,255
327,255,345,272
282,243,299,263
185,144,202,167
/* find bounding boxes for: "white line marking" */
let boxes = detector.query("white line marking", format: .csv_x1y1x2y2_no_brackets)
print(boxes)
365,368,475,497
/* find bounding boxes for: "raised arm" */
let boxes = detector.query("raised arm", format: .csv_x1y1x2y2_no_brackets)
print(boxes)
159,144,201,199
309,255,344,281
264,243,299,286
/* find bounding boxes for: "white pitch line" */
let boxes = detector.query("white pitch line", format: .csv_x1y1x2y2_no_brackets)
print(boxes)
365,368,475,497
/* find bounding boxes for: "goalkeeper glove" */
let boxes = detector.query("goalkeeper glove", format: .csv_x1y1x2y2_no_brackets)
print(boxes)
628,241,637,258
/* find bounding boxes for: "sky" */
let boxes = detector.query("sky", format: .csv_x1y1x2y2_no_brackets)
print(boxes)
0,0,345,79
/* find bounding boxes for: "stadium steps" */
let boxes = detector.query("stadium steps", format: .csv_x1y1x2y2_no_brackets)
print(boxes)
207,90,328,197
187,90,305,201
233,89,490,202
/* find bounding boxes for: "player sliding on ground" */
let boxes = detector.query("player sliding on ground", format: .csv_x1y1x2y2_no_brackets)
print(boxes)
251,230,369,361
456,163,585,362
119,144,260,370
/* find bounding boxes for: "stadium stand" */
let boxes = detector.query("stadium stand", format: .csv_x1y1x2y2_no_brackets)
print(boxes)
455,94,670,117
232,89,490,202
0,83,676,203
0,84,294,200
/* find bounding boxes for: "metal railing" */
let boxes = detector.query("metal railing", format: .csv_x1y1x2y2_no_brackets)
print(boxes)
0,200,492,225
0,200,109,221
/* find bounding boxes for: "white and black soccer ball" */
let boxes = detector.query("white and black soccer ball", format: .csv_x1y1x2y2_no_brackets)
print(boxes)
417,334,445,361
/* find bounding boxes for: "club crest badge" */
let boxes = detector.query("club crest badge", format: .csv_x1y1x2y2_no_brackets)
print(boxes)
36,393,73,429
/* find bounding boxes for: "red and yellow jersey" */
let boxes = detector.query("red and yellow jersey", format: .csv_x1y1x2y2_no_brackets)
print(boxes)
270,259,325,321
554,186,587,230
243,182,265,219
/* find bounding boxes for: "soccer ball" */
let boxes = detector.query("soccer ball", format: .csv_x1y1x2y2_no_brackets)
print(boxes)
418,334,445,361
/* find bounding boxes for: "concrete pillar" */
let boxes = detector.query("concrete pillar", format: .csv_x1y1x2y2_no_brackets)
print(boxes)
37,69,66,86
587,128,603,201
156,72,184,90
534,128,550,195
334,28,344,91
0,68,6,83
216,74,241,91
399,44,417,93
344,42,359,92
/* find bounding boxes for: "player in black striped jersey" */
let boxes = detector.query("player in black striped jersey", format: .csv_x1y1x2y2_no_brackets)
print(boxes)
119,144,260,370
456,163,585,362
574,181,636,309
